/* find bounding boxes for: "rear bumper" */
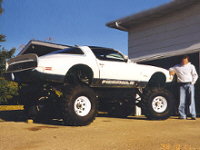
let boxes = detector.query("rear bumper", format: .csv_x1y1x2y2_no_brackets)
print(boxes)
4,69,65,84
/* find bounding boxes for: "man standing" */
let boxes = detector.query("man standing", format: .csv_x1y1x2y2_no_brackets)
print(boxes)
169,55,198,120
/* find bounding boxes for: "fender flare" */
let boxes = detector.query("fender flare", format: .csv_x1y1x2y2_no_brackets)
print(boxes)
65,64,94,84
147,72,166,87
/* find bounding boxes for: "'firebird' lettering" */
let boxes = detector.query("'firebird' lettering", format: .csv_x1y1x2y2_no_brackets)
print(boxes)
102,80,135,85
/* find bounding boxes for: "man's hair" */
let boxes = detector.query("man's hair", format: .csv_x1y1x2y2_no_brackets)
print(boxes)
181,55,190,61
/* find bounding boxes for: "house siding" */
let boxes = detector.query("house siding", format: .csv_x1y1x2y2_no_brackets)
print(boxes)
128,3,200,59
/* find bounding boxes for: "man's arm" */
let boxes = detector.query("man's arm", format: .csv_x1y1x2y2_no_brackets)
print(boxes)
169,70,176,76
191,65,198,85
169,67,176,76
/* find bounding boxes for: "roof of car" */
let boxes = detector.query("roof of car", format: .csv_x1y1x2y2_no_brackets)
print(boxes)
88,46,114,50
88,46,122,54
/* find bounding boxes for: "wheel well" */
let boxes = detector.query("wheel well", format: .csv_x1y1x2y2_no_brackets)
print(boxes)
65,64,93,84
147,72,166,88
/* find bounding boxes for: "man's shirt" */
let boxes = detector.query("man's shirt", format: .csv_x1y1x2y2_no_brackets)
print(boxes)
169,62,198,84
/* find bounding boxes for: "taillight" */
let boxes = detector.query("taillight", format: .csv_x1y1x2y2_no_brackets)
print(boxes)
44,67,52,71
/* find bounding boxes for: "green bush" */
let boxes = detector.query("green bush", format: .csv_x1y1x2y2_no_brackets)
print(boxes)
0,77,19,104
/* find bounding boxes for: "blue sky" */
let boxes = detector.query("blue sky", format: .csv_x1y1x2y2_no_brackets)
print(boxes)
0,0,170,55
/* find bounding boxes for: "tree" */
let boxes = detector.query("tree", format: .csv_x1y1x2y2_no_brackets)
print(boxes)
0,47,15,76
0,0,19,104
0,0,5,42
0,35,6,42
0,0,3,14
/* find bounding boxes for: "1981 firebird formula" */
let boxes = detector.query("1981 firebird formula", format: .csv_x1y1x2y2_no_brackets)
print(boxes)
6,46,174,126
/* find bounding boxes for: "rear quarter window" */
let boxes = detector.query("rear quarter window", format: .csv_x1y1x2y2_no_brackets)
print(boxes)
49,48,84,55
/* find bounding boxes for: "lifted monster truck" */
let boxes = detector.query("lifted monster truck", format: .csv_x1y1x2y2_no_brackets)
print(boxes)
5,46,174,126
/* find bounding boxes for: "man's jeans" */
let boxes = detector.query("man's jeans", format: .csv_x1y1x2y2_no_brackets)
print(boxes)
179,83,196,118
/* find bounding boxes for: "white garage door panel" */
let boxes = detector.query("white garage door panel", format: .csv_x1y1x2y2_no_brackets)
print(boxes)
129,31,200,53
129,42,200,59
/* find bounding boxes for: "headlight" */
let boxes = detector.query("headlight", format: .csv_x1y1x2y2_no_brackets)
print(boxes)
5,62,8,70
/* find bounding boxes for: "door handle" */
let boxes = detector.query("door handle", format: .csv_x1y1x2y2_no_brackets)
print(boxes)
99,63,104,67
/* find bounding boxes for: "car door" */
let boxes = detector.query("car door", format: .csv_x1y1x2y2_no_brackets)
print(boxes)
98,60,141,81
95,50,141,81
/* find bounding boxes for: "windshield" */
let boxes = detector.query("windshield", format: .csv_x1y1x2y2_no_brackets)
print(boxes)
48,47,84,55
91,48,125,62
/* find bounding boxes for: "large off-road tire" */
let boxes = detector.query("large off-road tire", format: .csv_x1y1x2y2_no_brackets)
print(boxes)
142,87,174,120
62,85,98,126
108,99,135,118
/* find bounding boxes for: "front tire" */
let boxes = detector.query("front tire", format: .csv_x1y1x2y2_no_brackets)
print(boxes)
62,85,98,126
142,87,174,120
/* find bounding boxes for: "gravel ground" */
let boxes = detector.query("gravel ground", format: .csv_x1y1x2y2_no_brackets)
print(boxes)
0,111,200,150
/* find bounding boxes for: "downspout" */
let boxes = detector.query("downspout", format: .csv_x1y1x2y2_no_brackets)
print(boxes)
199,52,200,75
115,22,128,31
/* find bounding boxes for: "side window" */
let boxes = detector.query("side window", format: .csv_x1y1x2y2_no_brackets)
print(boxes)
91,48,125,62
105,53,125,61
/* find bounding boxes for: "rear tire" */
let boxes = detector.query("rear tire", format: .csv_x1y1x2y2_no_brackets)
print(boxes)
142,87,174,120
62,85,98,126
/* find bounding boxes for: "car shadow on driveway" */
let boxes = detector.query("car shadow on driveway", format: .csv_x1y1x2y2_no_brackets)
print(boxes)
0,110,25,122
1,110,179,126
97,113,148,120
0,110,65,126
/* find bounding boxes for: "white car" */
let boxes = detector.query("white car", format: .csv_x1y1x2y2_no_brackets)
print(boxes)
6,46,174,126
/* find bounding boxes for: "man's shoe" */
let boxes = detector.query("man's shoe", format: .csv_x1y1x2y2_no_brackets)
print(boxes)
191,117,196,120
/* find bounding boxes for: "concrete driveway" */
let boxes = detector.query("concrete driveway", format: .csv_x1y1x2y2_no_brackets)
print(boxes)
0,110,200,150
